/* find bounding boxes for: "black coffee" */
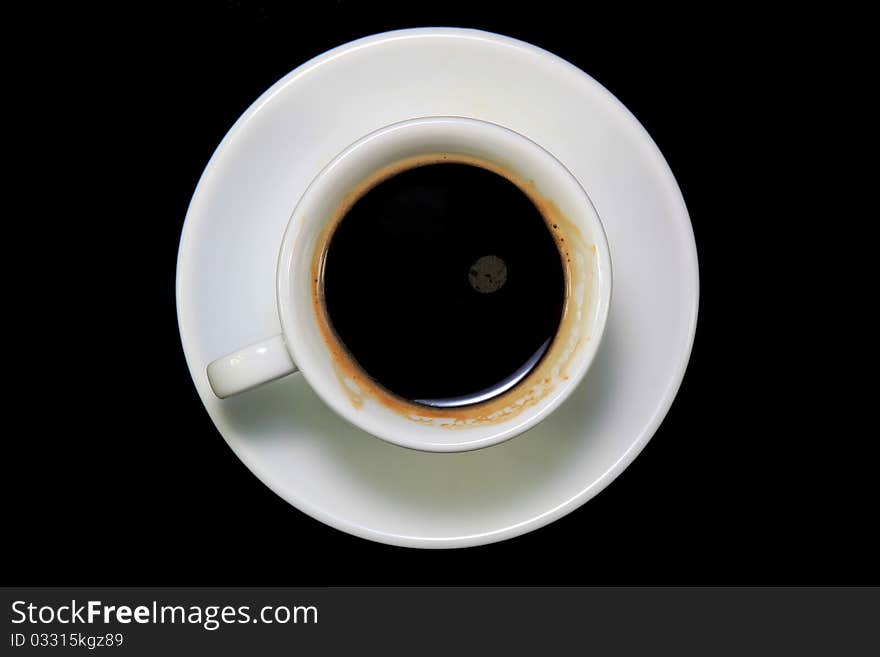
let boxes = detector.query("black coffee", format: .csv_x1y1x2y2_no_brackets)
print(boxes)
322,161,565,407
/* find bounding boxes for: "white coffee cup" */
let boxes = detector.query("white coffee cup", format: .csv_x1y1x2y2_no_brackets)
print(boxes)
206,117,611,452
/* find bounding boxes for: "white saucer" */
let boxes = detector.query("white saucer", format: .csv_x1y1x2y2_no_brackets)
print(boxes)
176,28,698,548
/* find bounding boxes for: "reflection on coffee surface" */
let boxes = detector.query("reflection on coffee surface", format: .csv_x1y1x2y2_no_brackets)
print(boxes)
322,161,565,407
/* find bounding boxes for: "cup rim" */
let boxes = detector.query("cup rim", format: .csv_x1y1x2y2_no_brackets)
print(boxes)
276,116,612,451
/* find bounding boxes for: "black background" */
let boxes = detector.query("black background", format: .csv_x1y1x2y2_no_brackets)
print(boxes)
7,2,871,584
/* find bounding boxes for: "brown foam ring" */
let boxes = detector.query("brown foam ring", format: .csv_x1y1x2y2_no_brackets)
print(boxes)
310,153,595,429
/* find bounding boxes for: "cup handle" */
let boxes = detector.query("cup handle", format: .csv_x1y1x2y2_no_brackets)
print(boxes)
206,335,299,399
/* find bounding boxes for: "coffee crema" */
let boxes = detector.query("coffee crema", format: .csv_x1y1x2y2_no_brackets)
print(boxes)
311,152,591,427
316,155,568,409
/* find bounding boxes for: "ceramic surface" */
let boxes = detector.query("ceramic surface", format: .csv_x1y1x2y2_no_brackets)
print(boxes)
208,116,612,451
176,28,698,547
